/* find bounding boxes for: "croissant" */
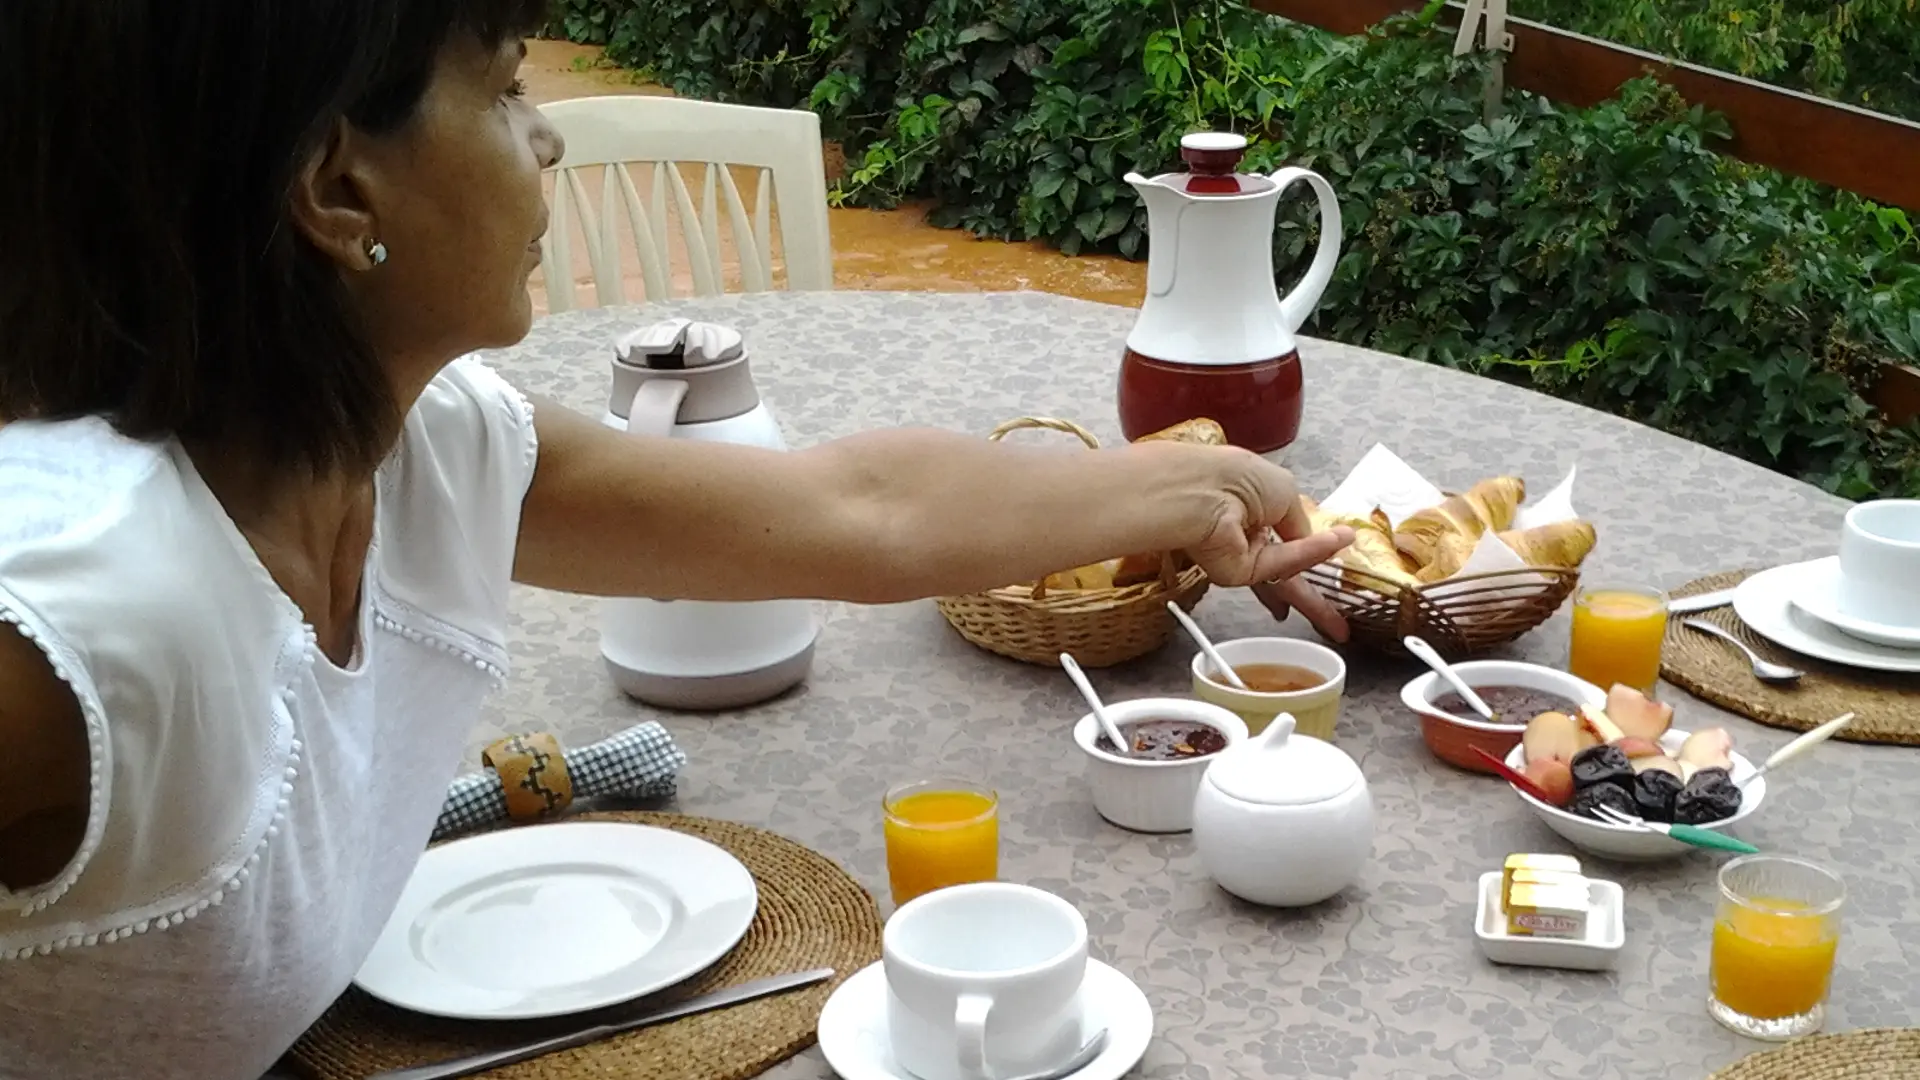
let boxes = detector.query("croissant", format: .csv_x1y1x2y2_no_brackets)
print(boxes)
1040,558,1121,592
1301,497,1419,591
1498,520,1596,569
1394,476,1525,573
1394,493,1487,568
1462,476,1525,532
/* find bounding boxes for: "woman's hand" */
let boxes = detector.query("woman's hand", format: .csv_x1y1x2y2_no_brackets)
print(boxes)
1182,454,1354,641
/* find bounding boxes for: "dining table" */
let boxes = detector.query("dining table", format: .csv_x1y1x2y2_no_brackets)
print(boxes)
465,289,1918,1080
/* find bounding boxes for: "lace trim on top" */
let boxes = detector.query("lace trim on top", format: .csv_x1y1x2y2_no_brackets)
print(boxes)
0,591,110,921
0,585,509,960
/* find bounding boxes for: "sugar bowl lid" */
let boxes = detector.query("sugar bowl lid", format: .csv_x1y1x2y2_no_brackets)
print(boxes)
1203,713,1363,807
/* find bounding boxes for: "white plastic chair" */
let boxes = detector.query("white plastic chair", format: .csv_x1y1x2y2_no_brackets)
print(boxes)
534,96,834,311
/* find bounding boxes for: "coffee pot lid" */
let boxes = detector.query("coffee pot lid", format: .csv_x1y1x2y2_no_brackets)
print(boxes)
1203,714,1363,806
615,318,745,370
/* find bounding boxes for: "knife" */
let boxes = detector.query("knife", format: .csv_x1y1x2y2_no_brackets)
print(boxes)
367,968,837,1080
1669,588,1734,615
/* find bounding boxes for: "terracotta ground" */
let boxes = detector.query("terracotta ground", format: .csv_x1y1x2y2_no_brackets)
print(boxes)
519,40,1146,314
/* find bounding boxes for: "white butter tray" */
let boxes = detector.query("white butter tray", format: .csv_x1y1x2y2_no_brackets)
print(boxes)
1473,871,1625,972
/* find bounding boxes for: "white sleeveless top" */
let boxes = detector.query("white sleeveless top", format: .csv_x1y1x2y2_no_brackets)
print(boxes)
0,357,538,1080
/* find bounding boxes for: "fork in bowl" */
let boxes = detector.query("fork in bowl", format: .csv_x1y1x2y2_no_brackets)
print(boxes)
1591,805,1760,855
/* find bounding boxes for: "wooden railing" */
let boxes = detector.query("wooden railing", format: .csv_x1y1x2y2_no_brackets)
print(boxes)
1250,0,1920,426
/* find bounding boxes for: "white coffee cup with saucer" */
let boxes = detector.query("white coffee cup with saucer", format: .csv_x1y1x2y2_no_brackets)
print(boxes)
885,882,1087,1080
816,883,1154,1080
1785,500,1920,649
1836,500,1920,632
1787,558,1920,650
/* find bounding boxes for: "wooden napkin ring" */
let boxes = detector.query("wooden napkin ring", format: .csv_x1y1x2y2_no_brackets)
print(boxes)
481,731,575,823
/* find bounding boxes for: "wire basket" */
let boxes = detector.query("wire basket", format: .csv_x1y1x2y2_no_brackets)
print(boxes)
1301,561,1579,660
933,417,1211,668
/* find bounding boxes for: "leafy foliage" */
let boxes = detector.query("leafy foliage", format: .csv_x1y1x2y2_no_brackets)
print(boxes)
1519,0,1920,121
1280,14,1920,497
545,0,1920,496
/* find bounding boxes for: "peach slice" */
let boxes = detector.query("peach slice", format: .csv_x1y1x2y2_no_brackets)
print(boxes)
1678,727,1734,772
1523,711,1583,765
1578,703,1627,745
1524,758,1576,807
1613,735,1664,760
1632,753,1684,778
1606,683,1675,741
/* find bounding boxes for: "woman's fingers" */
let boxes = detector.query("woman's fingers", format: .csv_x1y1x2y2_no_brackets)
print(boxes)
1252,574,1350,643
1250,526,1353,583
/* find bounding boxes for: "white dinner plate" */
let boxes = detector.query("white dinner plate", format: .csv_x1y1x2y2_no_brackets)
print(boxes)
1785,556,1920,650
354,822,758,1020
817,959,1153,1080
1731,561,1920,674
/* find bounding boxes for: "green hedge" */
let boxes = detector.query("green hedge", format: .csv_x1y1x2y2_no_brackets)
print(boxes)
546,0,1920,497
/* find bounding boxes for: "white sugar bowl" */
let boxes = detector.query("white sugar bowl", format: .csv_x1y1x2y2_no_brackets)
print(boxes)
1191,712,1373,908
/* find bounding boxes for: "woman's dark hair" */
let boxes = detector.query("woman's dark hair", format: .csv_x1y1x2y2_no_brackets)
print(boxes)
0,0,547,474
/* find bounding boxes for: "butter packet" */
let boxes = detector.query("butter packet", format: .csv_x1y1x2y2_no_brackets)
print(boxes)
1500,853,1582,910
1505,882,1591,940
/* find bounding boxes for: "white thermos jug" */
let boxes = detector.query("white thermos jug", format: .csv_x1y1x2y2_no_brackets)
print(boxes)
597,318,818,709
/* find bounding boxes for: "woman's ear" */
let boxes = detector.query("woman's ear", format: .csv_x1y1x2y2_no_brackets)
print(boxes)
288,119,382,271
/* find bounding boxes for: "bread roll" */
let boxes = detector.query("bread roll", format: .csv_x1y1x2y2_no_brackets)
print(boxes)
1134,417,1228,446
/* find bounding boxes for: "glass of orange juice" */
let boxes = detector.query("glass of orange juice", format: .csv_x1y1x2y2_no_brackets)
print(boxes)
882,779,1000,908
1568,584,1669,693
1709,854,1846,1040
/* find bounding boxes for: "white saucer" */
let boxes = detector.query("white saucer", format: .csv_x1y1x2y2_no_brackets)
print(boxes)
1784,556,1920,650
817,959,1153,1080
1731,561,1920,674
354,822,758,1020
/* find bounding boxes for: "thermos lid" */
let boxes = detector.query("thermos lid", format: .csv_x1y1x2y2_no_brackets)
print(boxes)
607,318,762,427
615,318,745,370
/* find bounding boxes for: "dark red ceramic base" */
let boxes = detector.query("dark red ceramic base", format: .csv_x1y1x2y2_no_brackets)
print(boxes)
1117,348,1304,454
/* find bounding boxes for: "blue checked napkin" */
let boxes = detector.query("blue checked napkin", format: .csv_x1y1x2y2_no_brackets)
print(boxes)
432,721,686,841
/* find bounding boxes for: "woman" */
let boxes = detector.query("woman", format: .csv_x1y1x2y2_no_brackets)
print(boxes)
0,2,1351,1076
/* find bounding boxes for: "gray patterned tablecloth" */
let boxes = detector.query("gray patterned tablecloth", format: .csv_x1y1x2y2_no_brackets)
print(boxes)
471,291,1917,1080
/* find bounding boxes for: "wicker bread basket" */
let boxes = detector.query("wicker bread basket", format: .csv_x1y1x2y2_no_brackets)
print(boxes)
934,417,1211,668
1301,560,1579,660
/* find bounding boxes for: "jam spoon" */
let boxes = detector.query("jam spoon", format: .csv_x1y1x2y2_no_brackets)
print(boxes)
1404,635,1498,722
1060,652,1133,757
1166,602,1249,689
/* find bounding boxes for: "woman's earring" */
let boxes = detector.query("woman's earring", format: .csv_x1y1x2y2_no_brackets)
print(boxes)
365,239,389,267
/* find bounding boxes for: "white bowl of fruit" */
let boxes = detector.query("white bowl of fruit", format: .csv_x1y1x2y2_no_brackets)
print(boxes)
1499,685,1765,862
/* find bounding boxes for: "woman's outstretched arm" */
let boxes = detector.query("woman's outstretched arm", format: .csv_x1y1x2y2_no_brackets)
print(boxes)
512,395,1352,638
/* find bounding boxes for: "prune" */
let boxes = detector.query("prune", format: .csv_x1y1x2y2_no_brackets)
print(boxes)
1567,782,1637,821
1674,766,1743,825
1570,745,1635,792
1631,768,1685,823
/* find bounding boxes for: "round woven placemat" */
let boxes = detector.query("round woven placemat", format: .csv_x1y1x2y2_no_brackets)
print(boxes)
1662,570,1920,746
282,811,881,1080
1708,1027,1920,1079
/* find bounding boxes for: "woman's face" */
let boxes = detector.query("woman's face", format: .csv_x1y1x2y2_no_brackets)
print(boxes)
318,34,564,378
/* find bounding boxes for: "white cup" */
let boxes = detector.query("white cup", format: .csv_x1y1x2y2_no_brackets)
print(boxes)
883,882,1088,1080
1836,499,1920,629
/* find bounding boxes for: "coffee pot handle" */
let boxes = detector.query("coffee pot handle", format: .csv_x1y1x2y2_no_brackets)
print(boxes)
954,992,994,1080
623,379,689,439
1270,167,1343,334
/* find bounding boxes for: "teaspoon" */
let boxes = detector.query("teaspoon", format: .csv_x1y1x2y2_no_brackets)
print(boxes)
1403,635,1498,722
1060,653,1133,757
1003,1030,1109,1080
1166,601,1248,689
1682,618,1804,684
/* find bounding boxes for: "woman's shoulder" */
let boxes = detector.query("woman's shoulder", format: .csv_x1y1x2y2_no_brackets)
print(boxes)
0,415,176,547
374,355,540,653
